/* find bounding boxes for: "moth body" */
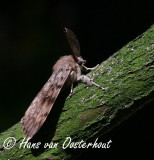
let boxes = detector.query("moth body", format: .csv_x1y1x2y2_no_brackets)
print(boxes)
21,28,107,139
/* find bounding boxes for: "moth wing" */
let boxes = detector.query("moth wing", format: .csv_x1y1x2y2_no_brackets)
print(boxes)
21,67,71,139
65,28,80,57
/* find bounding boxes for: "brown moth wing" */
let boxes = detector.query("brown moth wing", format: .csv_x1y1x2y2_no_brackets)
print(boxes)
21,64,71,139
65,28,80,57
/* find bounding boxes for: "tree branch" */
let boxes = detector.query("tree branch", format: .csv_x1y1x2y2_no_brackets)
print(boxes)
0,25,154,160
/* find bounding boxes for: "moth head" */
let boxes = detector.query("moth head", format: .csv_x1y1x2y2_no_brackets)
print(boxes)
76,56,86,65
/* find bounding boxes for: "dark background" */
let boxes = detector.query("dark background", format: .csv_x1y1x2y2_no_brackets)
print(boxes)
0,0,154,158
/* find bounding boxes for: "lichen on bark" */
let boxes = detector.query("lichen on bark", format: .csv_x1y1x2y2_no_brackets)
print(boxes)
0,25,154,160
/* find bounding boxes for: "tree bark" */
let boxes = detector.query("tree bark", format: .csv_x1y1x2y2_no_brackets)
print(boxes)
0,25,154,160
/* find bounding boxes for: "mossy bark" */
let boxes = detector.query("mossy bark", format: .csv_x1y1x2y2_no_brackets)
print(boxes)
0,25,154,160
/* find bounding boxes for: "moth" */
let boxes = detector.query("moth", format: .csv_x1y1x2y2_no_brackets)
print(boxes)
21,28,107,139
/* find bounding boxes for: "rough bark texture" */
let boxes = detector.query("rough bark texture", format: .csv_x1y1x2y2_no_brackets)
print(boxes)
0,25,154,160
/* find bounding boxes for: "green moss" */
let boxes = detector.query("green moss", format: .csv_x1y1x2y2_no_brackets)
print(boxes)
0,25,154,160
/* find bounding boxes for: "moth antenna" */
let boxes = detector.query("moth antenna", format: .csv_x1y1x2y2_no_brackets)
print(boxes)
64,27,80,57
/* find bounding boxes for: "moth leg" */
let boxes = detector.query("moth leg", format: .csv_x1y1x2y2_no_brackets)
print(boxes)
77,75,108,90
68,84,74,97
68,71,77,97
82,64,99,72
